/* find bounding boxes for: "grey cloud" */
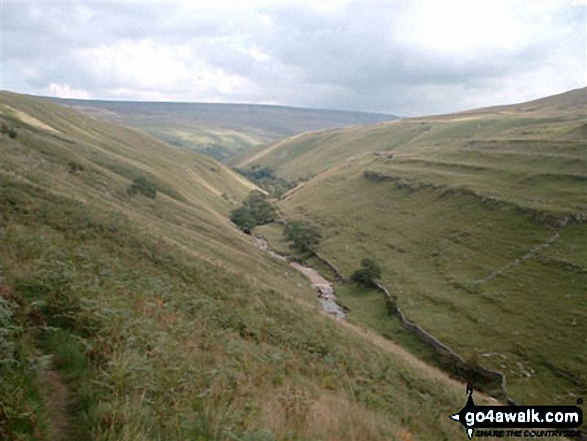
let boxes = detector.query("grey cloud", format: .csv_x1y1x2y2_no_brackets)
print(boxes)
1,0,584,115
260,3,539,90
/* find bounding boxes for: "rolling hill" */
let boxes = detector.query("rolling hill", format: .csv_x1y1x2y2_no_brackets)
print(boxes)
252,88,587,405
237,87,587,186
49,97,397,163
0,91,483,440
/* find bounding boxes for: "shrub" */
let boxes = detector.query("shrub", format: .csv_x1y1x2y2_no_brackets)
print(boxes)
1,123,17,139
230,191,277,231
384,294,398,315
68,161,85,174
128,175,157,199
283,221,321,253
351,258,382,287
230,206,257,231
235,166,295,198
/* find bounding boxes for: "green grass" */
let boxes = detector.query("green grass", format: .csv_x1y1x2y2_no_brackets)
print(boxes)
280,170,587,404
51,98,396,164
255,222,506,396
255,223,293,256
266,88,587,406
0,174,474,441
334,284,444,364
239,88,587,185
0,91,500,440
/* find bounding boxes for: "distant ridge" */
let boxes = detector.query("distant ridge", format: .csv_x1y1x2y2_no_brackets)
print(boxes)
237,86,587,179
49,97,398,131
46,97,399,162
431,86,587,118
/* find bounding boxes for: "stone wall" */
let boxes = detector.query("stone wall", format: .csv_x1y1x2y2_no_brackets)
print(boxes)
299,245,520,403
312,251,348,282
374,281,518,404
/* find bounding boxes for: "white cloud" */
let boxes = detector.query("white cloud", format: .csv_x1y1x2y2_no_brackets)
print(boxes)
1,0,585,114
48,83,91,99
400,1,523,53
70,38,256,102
245,46,271,62
76,39,195,88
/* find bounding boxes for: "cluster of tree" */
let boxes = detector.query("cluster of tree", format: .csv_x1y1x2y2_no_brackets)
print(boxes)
128,175,157,199
283,220,322,253
351,258,382,288
230,190,277,232
234,165,295,198
0,123,18,139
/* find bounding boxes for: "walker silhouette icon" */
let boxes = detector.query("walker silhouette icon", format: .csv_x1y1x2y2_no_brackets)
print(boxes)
450,384,477,439
449,384,583,439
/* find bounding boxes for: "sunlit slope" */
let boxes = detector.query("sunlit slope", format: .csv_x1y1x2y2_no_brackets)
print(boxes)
275,88,587,405
238,87,587,184
52,98,397,162
1,91,501,440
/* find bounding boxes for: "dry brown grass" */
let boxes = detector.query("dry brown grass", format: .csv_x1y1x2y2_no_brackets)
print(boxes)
258,387,401,440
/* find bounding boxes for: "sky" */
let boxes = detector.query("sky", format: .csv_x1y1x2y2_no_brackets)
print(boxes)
1,0,585,116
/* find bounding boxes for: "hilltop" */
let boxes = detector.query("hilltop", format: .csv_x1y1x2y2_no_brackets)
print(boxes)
49,97,397,162
0,91,480,440
252,88,587,405
237,87,587,186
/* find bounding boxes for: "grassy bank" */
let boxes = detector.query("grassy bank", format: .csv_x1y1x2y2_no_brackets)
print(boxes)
0,91,501,440
260,89,587,405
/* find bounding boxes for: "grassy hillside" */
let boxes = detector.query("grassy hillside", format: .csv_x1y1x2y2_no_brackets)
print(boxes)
0,91,491,440
262,88,587,405
50,98,397,163
237,88,587,185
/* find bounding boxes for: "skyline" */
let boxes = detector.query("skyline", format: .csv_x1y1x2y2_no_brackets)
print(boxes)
1,0,585,116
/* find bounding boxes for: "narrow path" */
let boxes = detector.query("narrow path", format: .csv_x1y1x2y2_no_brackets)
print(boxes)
40,368,70,441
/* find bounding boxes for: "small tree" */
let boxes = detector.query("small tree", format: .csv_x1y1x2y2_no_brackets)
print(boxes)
229,206,257,231
234,166,296,198
243,191,277,225
128,175,157,199
351,258,382,287
230,190,277,231
283,221,321,253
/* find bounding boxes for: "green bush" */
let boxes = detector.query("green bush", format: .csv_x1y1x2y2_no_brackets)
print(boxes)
68,161,85,174
230,191,277,231
128,175,157,199
283,221,322,253
351,258,382,288
235,166,295,198
0,123,17,139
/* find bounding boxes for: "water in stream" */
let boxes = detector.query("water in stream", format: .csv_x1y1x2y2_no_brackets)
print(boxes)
254,236,346,319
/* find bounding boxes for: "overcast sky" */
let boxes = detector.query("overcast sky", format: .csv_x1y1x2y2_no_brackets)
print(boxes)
1,0,585,115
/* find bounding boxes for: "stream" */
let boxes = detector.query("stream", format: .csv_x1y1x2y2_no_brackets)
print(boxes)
253,235,346,319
